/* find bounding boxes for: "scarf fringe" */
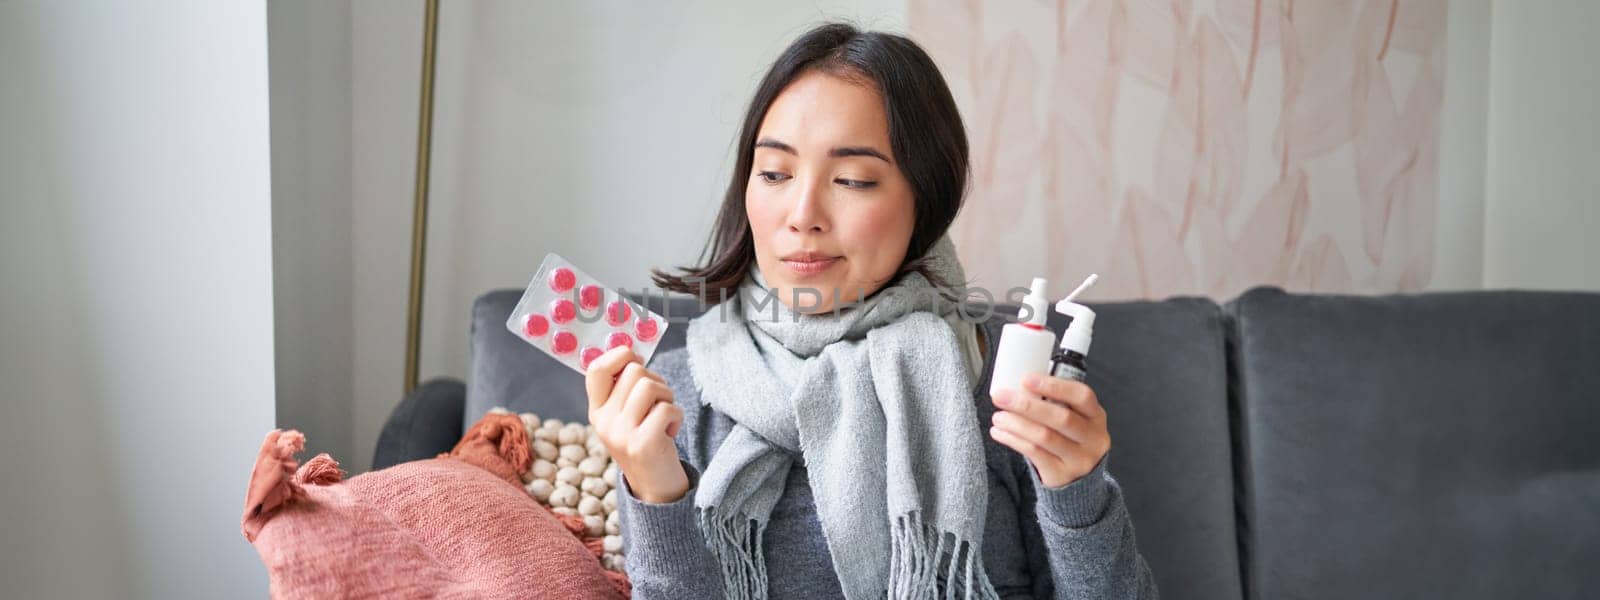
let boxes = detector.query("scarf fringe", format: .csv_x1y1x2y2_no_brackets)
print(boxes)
699,508,1000,599
698,509,769,600
891,511,1001,600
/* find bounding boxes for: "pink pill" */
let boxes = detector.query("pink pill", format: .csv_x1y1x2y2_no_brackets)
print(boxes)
551,330,578,355
522,313,549,337
549,267,577,293
635,317,659,342
605,300,632,327
579,346,604,370
607,331,633,350
549,298,577,324
579,284,604,311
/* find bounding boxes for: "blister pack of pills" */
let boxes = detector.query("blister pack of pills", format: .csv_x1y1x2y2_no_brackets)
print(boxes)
504,253,668,374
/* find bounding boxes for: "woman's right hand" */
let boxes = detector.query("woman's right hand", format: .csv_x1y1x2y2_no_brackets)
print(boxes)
586,346,688,504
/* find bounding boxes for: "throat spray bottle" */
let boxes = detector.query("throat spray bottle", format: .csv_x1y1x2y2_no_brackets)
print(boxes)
987,277,1056,402
1050,274,1099,382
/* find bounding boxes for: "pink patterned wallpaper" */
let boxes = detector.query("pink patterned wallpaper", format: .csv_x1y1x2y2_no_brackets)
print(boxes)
910,0,1449,300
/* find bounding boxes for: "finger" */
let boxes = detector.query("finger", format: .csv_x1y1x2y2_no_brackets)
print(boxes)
602,362,651,418
614,358,667,388
995,387,1093,444
640,401,684,440
988,425,1066,473
636,364,666,385
992,409,1081,460
993,416,1103,479
586,346,639,411
620,378,671,430
1023,373,1105,421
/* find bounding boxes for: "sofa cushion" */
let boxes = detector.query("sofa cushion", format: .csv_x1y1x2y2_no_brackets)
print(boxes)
1055,298,1242,600
242,421,628,600
1227,287,1600,599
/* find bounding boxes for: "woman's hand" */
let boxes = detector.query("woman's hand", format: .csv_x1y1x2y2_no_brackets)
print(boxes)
586,346,688,504
989,373,1111,488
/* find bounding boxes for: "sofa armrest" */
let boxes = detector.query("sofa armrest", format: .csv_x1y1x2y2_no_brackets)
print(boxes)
372,377,466,471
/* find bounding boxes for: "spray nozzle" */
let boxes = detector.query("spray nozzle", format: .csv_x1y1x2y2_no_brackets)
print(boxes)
1055,274,1099,355
1017,277,1050,327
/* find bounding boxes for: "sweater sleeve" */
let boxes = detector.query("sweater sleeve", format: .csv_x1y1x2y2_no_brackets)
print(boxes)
1026,453,1160,599
616,458,726,599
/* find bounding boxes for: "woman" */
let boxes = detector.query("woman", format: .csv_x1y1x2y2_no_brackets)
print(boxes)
588,22,1157,599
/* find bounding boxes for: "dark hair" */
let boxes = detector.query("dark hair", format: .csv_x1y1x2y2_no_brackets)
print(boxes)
651,22,970,303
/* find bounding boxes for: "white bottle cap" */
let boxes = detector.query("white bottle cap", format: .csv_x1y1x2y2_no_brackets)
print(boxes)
1055,274,1099,355
1018,277,1049,327
1056,301,1096,355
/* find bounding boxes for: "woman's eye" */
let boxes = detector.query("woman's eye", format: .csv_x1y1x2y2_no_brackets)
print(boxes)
836,178,878,190
757,171,791,184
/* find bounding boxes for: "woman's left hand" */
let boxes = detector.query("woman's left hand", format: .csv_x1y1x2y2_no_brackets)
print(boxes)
989,373,1111,488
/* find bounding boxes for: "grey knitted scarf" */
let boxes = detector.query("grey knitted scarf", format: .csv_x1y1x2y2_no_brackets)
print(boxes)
684,235,999,599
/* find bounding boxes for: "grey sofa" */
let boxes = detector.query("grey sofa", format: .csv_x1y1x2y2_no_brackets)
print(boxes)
374,286,1600,599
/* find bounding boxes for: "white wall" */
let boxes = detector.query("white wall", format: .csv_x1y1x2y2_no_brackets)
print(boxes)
0,2,275,597
1436,0,1493,290
269,0,355,465
352,0,426,471
1483,0,1600,291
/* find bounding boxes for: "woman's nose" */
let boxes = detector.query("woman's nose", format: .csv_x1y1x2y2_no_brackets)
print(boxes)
785,177,830,233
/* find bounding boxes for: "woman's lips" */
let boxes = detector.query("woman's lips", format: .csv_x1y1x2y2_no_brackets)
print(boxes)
781,256,840,276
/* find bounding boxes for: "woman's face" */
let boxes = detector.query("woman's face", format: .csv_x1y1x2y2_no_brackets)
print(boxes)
745,69,916,314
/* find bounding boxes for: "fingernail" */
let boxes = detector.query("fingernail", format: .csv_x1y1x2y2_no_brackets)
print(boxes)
992,390,1011,407
1022,373,1040,388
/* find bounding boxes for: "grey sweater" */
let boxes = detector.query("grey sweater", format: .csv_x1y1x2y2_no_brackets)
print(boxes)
616,328,1159,599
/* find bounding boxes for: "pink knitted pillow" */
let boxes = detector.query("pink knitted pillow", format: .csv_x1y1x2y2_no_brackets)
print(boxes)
242,421,629,599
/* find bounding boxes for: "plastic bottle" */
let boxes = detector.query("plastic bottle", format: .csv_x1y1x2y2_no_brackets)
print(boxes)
1049,274,1099,382
988,277,1056,402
